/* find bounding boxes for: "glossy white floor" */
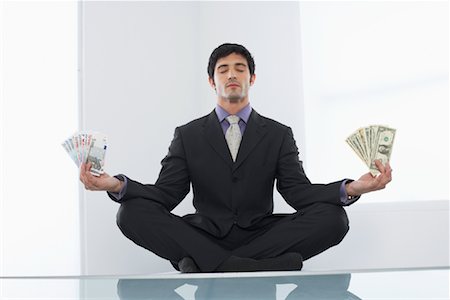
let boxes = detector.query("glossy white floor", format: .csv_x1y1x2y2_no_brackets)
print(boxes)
1,267,448,299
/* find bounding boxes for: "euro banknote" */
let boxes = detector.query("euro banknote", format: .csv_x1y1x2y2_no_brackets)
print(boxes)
62,131,107,176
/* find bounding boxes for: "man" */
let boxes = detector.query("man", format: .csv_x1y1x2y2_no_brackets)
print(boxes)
80,43,392,273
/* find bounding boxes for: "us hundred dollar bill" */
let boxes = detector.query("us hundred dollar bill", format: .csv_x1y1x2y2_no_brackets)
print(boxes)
86,133,108,176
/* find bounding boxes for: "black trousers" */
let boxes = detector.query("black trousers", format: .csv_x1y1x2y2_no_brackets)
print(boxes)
116,198,349,272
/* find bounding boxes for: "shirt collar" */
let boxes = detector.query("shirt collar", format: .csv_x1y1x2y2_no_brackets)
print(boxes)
215,103,252,124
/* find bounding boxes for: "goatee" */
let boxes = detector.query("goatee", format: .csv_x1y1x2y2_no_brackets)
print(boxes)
227,94,242,103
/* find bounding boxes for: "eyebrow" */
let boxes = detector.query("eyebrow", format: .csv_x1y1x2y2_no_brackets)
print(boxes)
217,62,247,69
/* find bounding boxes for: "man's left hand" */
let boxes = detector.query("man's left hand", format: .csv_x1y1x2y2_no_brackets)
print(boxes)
346,160,392,196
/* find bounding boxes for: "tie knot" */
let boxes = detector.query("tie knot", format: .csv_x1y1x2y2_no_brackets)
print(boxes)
226,115,240,125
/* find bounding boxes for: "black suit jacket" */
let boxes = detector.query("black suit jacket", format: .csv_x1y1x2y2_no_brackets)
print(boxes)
110,110,348,237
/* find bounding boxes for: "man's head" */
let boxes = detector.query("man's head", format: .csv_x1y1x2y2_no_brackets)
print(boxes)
208,43,256,108
207,43,255,80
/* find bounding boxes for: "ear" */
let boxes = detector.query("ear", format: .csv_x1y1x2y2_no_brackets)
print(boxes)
208,77,216,89
249,74,256,86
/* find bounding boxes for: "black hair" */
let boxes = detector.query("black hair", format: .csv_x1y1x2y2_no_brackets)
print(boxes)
207,43,255,79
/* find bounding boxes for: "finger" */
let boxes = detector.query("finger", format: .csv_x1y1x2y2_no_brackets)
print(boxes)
374,159,386,173
83,163,91,176
82,169,96,187
385,161,392,171
79,164,86,183
80,162,86,174
85,165,96,181
374,174,385,187
386,168,393,183
371,176,386,191
81,175,91,188
382,162,392,181
378,170,393,189
384,169,393,184
378,174,391,186
385,162,393,177
82,162,88,174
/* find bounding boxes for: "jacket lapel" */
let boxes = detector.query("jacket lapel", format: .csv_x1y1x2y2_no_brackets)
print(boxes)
232,110,267,171
202,110,233,166
202,109,268,170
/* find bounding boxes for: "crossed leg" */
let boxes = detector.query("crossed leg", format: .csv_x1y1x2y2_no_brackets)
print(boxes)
116,198,349,272
231,202,349,261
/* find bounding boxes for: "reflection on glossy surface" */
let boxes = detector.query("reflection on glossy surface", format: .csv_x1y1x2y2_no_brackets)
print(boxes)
1,268,448,299
117,274,361,300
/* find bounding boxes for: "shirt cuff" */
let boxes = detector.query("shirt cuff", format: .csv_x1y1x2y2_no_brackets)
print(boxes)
108,174,128,201
340,179,360,206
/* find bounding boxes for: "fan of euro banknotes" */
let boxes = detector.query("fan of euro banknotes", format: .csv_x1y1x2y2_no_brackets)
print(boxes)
61,132,108,176
346,125,396,175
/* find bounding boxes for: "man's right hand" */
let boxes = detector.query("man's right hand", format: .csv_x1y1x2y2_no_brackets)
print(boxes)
79,162,123,193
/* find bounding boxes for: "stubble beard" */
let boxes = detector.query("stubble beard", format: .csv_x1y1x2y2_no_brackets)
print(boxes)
227,95,241,103
226,89,246,103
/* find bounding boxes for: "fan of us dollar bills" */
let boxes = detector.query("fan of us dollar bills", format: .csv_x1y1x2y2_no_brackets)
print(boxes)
346,125,396,175
61,132,108,176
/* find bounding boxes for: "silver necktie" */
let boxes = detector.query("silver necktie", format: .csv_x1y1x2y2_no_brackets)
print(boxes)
225,115,242,162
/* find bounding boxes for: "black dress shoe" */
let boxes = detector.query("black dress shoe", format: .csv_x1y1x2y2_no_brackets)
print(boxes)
178,257,201,273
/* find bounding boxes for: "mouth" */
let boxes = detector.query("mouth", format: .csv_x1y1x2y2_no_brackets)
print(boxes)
226,83,240,88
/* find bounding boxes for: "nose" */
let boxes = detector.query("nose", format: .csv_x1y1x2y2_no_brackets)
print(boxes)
227,69,237,80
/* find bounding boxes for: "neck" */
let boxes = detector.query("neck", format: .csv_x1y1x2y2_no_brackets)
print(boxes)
217,98,249,115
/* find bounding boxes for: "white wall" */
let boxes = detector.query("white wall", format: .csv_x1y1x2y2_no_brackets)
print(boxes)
80,1,449,276
80,1,304,275
0,2,80,277
1,1,447,278
300,1,449,203
299,1,449,271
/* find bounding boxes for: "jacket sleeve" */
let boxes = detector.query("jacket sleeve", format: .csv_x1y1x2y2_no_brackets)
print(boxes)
107,127,190,211
275,127,345,210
